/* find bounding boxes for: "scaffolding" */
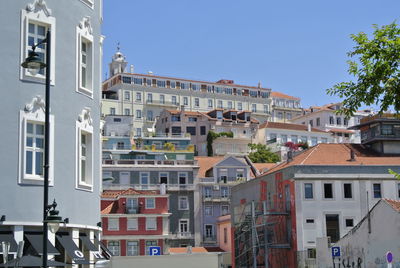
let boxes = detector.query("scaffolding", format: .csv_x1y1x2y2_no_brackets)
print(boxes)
233,199,292,268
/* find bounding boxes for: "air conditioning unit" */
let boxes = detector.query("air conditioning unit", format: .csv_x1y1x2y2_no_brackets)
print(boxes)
213,185,220,190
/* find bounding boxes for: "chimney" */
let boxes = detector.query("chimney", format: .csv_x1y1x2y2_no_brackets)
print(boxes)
287,151,293,162
308,123,311,132
349,149,356,161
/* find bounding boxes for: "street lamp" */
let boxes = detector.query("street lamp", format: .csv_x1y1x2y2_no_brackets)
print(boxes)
21,29,63,268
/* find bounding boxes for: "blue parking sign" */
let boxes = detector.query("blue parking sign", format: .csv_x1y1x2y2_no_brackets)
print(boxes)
149,246,161,256
332,247,341,257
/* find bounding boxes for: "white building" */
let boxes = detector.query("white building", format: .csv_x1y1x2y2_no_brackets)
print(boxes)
290,103,373,143
270,91,302,123
101,50,272,136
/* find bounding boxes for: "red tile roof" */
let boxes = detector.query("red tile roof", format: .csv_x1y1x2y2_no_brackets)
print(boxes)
253,163,278,173
101,188,160,199
261,143,400,176
195,156,224,178
259,121,327,133
383,199,400,212
271,91,300,101
328,128,355,134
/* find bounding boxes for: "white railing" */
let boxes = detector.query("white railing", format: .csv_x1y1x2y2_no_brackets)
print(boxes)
102,159,197,166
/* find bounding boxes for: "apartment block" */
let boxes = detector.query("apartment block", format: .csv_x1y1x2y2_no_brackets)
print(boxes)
270,91,302,122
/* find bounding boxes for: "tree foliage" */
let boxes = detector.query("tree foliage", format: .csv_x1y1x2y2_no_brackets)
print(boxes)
207,131,234,156
248,143,280,163
327,22,400,116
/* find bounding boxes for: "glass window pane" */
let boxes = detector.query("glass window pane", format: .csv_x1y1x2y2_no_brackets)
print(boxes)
27,123,34,134
81,159,86,179
29,23,35,34
26,151,33,174
37,25,45,36
26,137,33,147
36,138,44,148
36,124,44,135
35,151,43,175
28,36,35,47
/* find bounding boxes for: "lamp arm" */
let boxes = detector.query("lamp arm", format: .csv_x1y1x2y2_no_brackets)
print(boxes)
31,37,48,52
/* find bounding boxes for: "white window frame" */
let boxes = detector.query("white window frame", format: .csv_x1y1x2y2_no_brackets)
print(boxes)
205,206,213,216
343,182,353,200
179,219,189,234
178,196,189,210
126,241,139,256
108,218,119,231
146,197,155,209
124,91,130,101
159,172,169,184
107,241,120,256
80,0,94,9
178,172,188,185
221,205,229,215
76,17,94,97
127,218,138,230
146,217,157,230
304,182,314,200
20,5,56,85
344,217,354,228
76,109,93,191
18,99,55,186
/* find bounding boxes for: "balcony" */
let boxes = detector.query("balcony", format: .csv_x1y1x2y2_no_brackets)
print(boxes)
203,235,217,243
103,184,195,191
125,207,139,214
173,232,193,239
202,194,230,202
103,159,197,166
251,110,272,116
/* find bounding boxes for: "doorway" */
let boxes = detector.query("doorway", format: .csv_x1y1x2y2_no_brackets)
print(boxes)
326,214,340,243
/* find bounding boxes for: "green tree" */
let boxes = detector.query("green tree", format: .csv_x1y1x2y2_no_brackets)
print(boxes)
327,22,400,117
248,143,280,163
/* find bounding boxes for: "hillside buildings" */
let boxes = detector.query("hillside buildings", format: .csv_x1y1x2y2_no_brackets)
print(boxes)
101,50,273,137
0,0,104,266
270,92,302,123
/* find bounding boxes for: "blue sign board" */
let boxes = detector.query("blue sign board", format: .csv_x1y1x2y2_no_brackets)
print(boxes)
332,247,341,257
149,246,161,256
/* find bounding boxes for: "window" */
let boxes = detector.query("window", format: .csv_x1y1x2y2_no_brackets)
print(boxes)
147,93,153,103
179,172,187,185
157,80,166,88
136,110,142,119
225,88,233,95
124,109,130,116
146,198,155,209
123,76,132,83
145,241,157,255
108,218,119,231
146,218,157,230
277,112,283,120
324,183,333,199
238,102,243,111
228,101,233,109
179,196,189,210
124,91,130,101
76,110,93,190
218,100,223,108
136,92,142,101
170,81,176,88
205,224,213,237
126,198,138,211
381,125,394,135
311,137,318,146
21,8,56,84
221,186,229,198
193,98,200,107
146,79,151,86
221,205,229,215
127,218,138,230
186,127,196,136
207,85,213,92
76,17,94,96
304,183,313,199
345,219,354,228
205,206,213,216
172,96,177,105
133,78,142,85
329,116,334,125
344,118,349,126
204,187,212,198
236,169,245,179
24,122,45,179
309,120,313,127
179,219,189,234
108,241,120,256
200,126,206,135
321,137,328,143
336,117,341,125
191,84,199,91
286,113,292,120
140,172,149,187
110,108,115,115
291,135,298,143
251,104,257,112
117,141,124,150
208,99,213,108
183,97,189,106
188,117,197,122
217,111,223,119
307,248,316,259
147,110,153,121
159,172,168,184
373,183,382,198
136,128,142,137
127,241,138,256
223,228,228,244
343,183,352,199
316,118,320,126
300,136,308,143
160,94,165,104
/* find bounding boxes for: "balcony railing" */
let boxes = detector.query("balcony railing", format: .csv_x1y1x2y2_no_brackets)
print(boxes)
102,159,197,166
203,195,230,201
103,184,195,191
146,100,180,107
203,235,217,242
173,232,193,239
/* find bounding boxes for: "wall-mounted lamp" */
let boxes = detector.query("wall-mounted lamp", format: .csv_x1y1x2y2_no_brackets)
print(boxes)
63,218,69,224
0,215,6,222
97,222,102,227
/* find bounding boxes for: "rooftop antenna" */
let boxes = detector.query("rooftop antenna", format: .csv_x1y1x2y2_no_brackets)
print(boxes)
117,41,120,51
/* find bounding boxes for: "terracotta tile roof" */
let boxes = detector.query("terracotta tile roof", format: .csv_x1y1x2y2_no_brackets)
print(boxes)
259,121,327,133
328,128,355,134
101,202,118,215
383,199,400,212
261,143,400,176
168,247,225,254
195,156,224,177
165,110,203,116
253,163,278,173
271,91,300,101
101,188,159,199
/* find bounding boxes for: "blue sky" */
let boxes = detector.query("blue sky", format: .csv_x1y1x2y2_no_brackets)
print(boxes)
102,0,400,108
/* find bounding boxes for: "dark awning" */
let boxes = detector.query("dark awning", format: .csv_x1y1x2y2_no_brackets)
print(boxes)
79,234,105,260
56,234,89,265
0,255,66,267
24,234,59,255
0,233,18,253
95,238,112,259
